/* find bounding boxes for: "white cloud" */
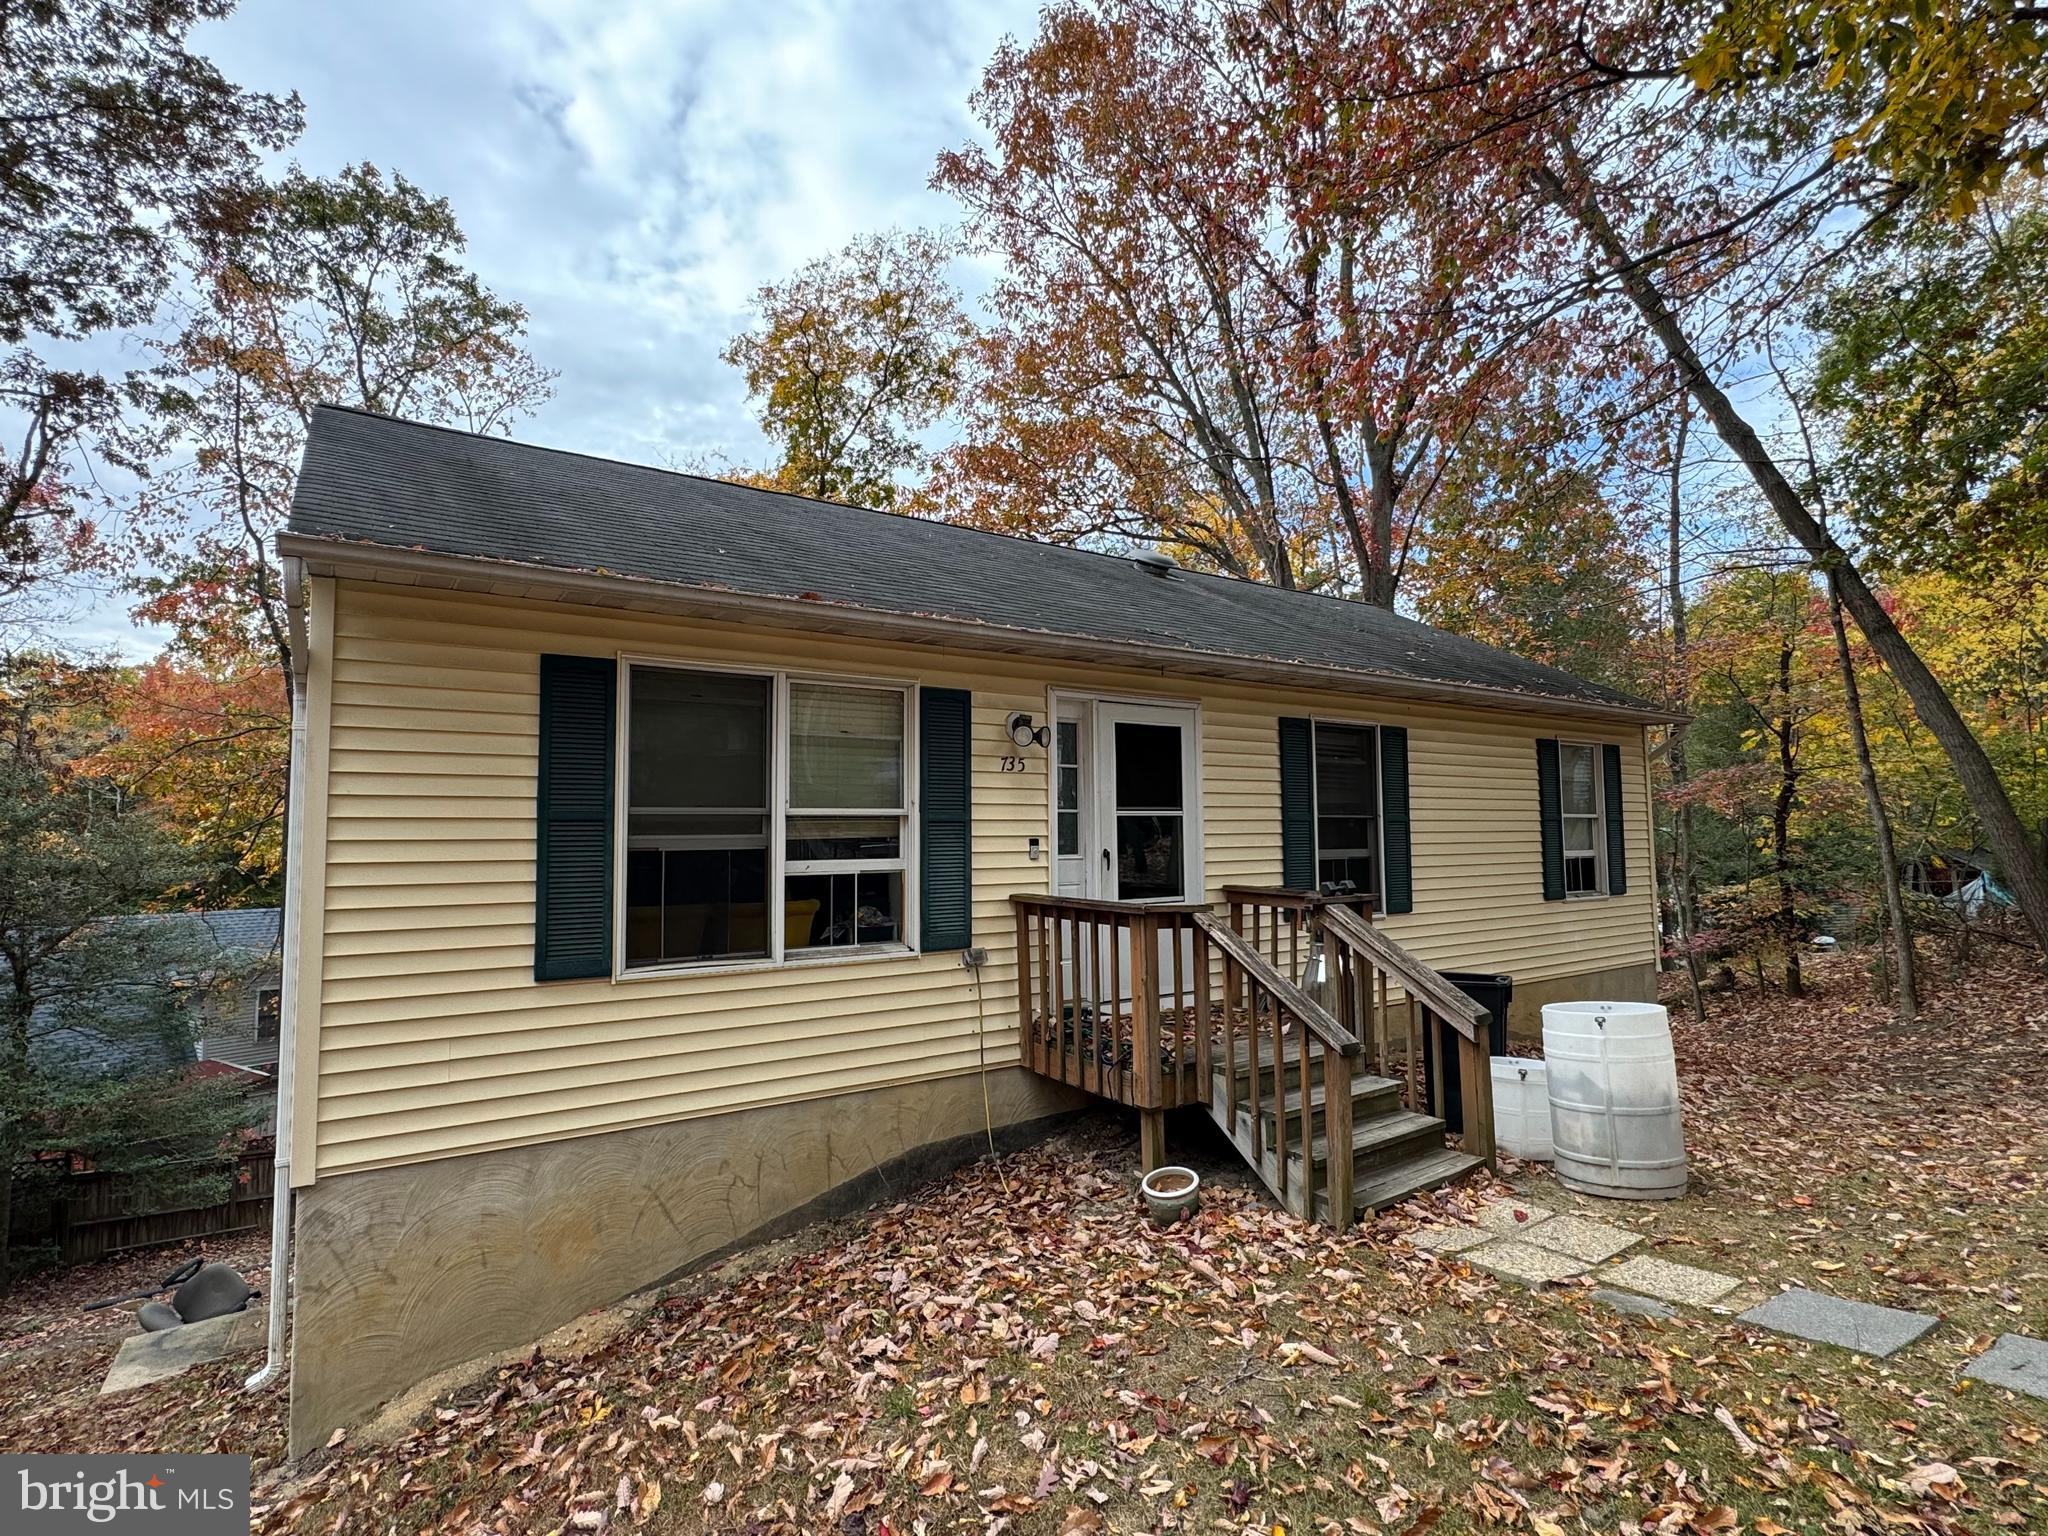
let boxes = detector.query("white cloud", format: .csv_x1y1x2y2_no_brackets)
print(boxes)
47,0,1034,652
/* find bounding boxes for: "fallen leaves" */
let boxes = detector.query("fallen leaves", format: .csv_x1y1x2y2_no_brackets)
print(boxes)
5,949,2046,1536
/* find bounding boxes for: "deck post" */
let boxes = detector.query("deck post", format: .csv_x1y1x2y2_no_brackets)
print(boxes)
1458,1031,1497,1168
1138,1107,1167,1173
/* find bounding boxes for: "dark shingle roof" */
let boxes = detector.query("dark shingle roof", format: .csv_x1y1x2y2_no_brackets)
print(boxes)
28,908,280,1078
284,406,1664,719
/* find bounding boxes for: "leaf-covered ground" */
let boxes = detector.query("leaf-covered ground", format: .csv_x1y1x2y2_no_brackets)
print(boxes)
3,948,2045,1535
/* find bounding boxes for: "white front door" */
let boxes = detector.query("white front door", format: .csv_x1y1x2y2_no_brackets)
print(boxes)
1051,697,1200,1011
1094,701,1197,902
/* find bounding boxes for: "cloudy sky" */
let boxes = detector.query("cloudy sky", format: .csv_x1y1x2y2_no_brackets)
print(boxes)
61,0,1037,651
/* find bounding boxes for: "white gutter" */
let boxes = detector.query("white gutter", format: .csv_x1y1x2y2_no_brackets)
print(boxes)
247,556,310,1393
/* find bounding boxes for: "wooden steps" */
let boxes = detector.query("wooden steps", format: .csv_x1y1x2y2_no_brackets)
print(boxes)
1208,1056,1482,1221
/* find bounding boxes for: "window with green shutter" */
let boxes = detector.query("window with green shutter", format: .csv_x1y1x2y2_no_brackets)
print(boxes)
919,688,973,951
1536,737,1622,899
1602,742,1628,896
1278,717,1412,913
536,654,617,980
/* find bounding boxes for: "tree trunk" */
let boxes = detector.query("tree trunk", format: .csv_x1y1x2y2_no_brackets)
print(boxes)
1538,155,2048,957
1663,396,1707,1021
1771,639,1804,999
1827,578,1920,1022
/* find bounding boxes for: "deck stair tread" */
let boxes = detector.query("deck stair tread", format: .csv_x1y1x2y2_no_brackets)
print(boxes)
1221,1074,1402,1116
1335,1149,1487,1218
1267,1108,1448,1171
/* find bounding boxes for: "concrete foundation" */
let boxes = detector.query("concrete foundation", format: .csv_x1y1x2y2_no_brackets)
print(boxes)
287,1065,1082,1456
1504,961,1657,1041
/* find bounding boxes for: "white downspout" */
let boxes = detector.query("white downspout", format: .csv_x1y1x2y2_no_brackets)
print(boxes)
247,556,310,1392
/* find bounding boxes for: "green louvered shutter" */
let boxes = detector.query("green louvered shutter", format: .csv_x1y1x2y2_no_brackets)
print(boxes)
1278,717,1315,891
1378,725,1413,914
1602,742,1628,896
1535,737,1565,902
920,688,973,951
536,654,616,980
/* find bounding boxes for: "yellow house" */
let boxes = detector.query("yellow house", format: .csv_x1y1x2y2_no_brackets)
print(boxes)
260,406,1671,1453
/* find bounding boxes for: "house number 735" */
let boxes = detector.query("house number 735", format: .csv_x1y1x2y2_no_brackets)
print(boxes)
997,755,1029,773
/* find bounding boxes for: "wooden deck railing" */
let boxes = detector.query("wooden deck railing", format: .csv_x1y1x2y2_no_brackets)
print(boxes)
1223,888,1496,1167
1013,884,1498,1210
1320,904,1495,1166
1012,894,1211,1167
1194,910,1361,1228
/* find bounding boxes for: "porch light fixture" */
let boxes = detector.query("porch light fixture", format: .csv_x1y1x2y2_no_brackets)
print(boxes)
1007,711,1051,750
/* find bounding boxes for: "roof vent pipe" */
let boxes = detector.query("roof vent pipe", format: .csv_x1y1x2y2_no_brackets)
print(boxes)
1132,548,1177,577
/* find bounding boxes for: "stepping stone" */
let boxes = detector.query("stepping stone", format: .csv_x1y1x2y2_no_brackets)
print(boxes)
102,1308,267,1395
1409,1223,1491,1254
1469,1240,1587,1285
1593,1288,1676,1319
1472,1197,1553,1233
1602,1255,1738,1307
1519,1214,1639,1264
1737,1288,1937,1359
1963,1334,2048,1399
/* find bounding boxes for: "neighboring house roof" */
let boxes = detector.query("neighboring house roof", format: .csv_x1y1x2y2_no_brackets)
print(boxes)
29,908,281,1079
281,406,1674,722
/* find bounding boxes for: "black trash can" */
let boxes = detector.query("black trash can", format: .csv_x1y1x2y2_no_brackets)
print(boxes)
1427,971,1512,1134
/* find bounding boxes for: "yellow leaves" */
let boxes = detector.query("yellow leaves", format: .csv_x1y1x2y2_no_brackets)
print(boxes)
631,1479,661,1523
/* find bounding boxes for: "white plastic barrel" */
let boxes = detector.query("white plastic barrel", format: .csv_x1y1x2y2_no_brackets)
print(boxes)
1491,1057,1553,1161
1541,1000,1687,1200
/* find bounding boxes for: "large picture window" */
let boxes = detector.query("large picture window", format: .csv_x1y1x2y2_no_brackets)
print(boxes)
1558,741,1605,895
1313,721,1379,897
622,665,911,972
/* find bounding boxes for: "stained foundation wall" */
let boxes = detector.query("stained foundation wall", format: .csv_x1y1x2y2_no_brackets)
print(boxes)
286,1065,1081,1456
1503,961,1660,1041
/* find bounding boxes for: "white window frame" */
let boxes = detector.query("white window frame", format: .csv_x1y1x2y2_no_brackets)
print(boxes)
1310,717,1383,902
1558,739,1607,898
613,655,919,979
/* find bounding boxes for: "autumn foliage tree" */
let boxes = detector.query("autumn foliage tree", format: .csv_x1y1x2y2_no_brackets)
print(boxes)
1303,0,2048,952
139,162,555,694
930,0,1536,603
0,0,298,606
722,230,972,509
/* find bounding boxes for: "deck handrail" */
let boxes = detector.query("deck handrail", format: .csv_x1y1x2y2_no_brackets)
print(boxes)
1192,911,1359,1059
1319,903,1496,1166
1320,904,1487,1044
1011,893,1211,917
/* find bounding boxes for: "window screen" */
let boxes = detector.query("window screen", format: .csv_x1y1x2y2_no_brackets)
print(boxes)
624,668,772,966
1314,722,1378,896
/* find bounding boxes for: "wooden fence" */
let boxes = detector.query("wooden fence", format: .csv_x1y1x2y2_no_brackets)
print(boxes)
15,1147,274,1266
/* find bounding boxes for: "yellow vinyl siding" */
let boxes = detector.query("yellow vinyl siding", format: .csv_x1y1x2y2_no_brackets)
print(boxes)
300,580,1656,1181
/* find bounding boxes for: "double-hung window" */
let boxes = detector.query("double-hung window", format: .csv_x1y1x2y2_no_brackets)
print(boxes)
783,682,908,951
1558,741,1604,895
621,663,911,971
1313,721,1379,897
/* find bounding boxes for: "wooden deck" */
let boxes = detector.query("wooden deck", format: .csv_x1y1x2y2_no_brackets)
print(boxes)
1014,889,1493,1229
